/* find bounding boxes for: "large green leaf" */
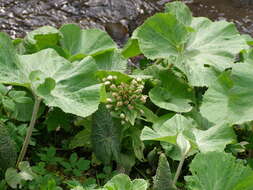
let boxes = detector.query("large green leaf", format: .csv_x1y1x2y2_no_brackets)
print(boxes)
149,69,194,113
23,26,62,53
0,33,101,117
135,13,188,60
185,108,214,130
165,1,192,25
175,17,247,86
60,24,127,71
242,34,253,46
186,152,253,190
20,50,101,117
93,49,127,72
121,38,141,59
141,114,235,153
60,24,116,59
200,54,253,124
0,33,25,86
135,2,248,86
141,114,196,145
192,123,236,153
91,104,121,165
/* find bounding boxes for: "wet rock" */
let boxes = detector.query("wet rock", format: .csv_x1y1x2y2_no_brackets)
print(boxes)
0,0,162,40
105,22,129,45
232,0,253,7
0,0,252,41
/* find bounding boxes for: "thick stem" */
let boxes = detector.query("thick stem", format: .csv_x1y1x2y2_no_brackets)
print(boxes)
172,150,189,187
16,96,41,166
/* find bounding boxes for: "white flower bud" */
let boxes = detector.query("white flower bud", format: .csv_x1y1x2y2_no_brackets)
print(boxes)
104,81,111,85
116,96,122,101
106,104,112,109
117,101,123,107
141,95,148,103
136,77,142,82
130,84,136,89
106,98,113,103
131,95,137,100
120,82,126,87
138,85,144,90
135,89,142,93
121,120,125,125
110,84,116,89
107,75,113,80
113,76,117,80
131,79,137,85
112,92,117,97
120,113,125,119
128,105,134,110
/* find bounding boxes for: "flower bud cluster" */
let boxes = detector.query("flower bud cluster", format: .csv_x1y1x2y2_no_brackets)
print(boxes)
103,75,147,125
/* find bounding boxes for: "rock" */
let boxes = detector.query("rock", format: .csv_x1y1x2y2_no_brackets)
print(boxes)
232,0,253,7
105,22,129,44
0,0,252,42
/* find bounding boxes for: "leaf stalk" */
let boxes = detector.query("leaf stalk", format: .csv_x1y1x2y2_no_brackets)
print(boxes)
172,149,190,187
16,96,41,166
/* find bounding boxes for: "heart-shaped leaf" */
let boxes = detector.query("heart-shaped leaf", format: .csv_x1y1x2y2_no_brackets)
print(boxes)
141,114,196,145
165,1,192,25
134,2,248,86
121,38,141,59
135,13,189,60
141,114,236,154
24,26,62,53
93,49,127,72
0,33,101,117
186,152,253,190
60,24,117,59
200,50,253,124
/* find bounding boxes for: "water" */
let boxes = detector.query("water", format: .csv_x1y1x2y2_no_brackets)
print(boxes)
0,0,252,42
